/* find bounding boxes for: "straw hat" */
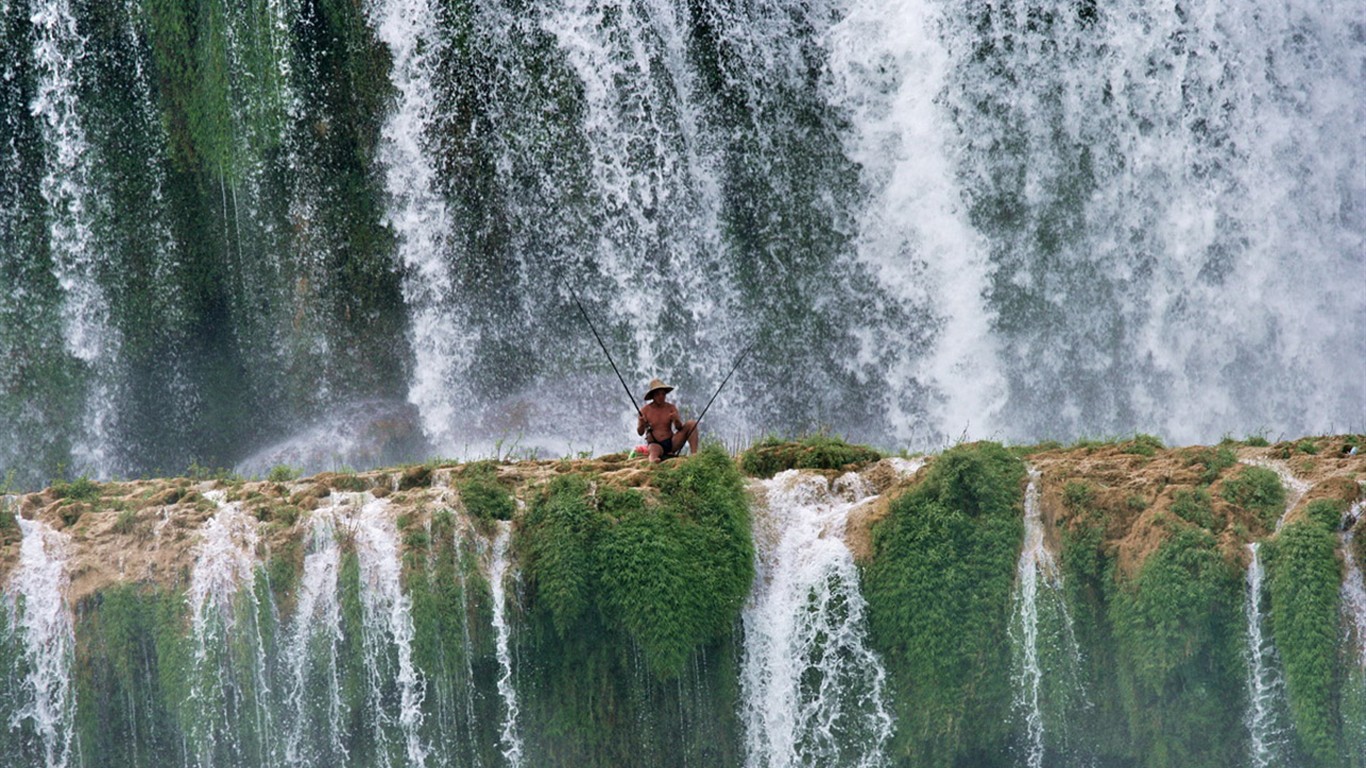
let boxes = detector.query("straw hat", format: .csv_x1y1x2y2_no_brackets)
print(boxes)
643,378,674,400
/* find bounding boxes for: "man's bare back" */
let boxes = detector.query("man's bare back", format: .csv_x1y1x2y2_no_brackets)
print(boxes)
637,379,699,462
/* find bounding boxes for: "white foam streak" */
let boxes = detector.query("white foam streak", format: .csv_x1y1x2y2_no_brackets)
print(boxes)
353,495,429,767
1243,543,1289,767
741,470,895,767
1012,470,1054,768
824,0,1005,442
187,491,276,767
32,0,119,476
366,0,467,448
489,520,524,767
282,508,347,765
5,517,77,768
1340,501,1366,669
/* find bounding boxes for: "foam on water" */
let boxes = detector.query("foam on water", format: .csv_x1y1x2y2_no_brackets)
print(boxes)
4,517,77,768
740,469,896,767
1243,543,1291,766
489,519,524,767
282,505,346,766
352,494,429,766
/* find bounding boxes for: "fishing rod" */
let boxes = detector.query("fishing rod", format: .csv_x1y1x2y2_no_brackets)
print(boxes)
692,340,757,433
573,296,643,420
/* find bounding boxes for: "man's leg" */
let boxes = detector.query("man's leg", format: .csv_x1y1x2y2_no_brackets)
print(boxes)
647,443,664,463
675,420,699,454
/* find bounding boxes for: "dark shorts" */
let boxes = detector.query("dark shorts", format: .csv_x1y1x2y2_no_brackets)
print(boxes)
654,435,676,455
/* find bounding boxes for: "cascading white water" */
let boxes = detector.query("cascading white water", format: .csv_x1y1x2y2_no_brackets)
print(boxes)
740,469,896,767
281,504,346,766
1244,459,1312,530
542,0,731,376
4,516,77,768
1010,468,1067,768
187,491,277,767
364,0,467,449
933,0,1364,443
352,495,429,767
1243,543,1290,767
1340,500,1366,669
489,519,524,768
822,0,1005,443
31,0,119,477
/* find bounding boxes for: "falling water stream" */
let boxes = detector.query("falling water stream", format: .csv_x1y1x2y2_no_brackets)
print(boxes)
187,491,276,767
1008,468,1088,767
740,469,900,767
4,516,76,768
281,504,345,766
489,519,524,768
1243,543,1290,767
353,495,429,767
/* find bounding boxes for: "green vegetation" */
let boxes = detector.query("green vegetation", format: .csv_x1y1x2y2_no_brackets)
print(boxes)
1221,466,1287,530
739,434,883,478
862,442,1025,765
52,475,102,502
1109,527,1243,767
519,446,753,676
266,464,301,483
1185,445,1238,484
1121,433,1165,457
513,446,751,762
1267,500,1345,765
456,461,514,522
1170,488,1217,531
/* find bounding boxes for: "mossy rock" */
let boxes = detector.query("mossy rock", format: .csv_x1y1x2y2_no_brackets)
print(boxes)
739,435,883,478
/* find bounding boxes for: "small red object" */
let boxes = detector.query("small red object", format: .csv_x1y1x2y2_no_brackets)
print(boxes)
633,445,649,456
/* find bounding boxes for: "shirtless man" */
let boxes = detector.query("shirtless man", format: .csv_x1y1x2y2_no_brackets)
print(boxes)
636,378,699,462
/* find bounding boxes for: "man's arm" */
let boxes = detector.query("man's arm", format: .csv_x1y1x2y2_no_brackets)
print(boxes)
670,405,683,431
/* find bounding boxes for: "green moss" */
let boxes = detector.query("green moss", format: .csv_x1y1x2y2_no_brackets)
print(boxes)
1170,488,1217,531
1109,527,1243,767
1267,516,1344,764
457,461,514,522
521,447,752,677
739,434,883,478
862,442,1025,765
1186,445,1238,485
1121,433,1165,457
267,464,301,482
1220,466,1286,530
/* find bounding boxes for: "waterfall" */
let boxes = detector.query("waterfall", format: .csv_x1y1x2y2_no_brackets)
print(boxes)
1244,459,1313,530
1009,468,1086,767
740,469,895,767
352,495,429,767
365,0,466,449
822,0,1005,442
281,505,346,766
186,491,277,767
1243,543,1290,766
31,0,118,477
489,519,524,768
4,516,77,768
935,0,1365,443
542,0,730,375
1341,500,1366,669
